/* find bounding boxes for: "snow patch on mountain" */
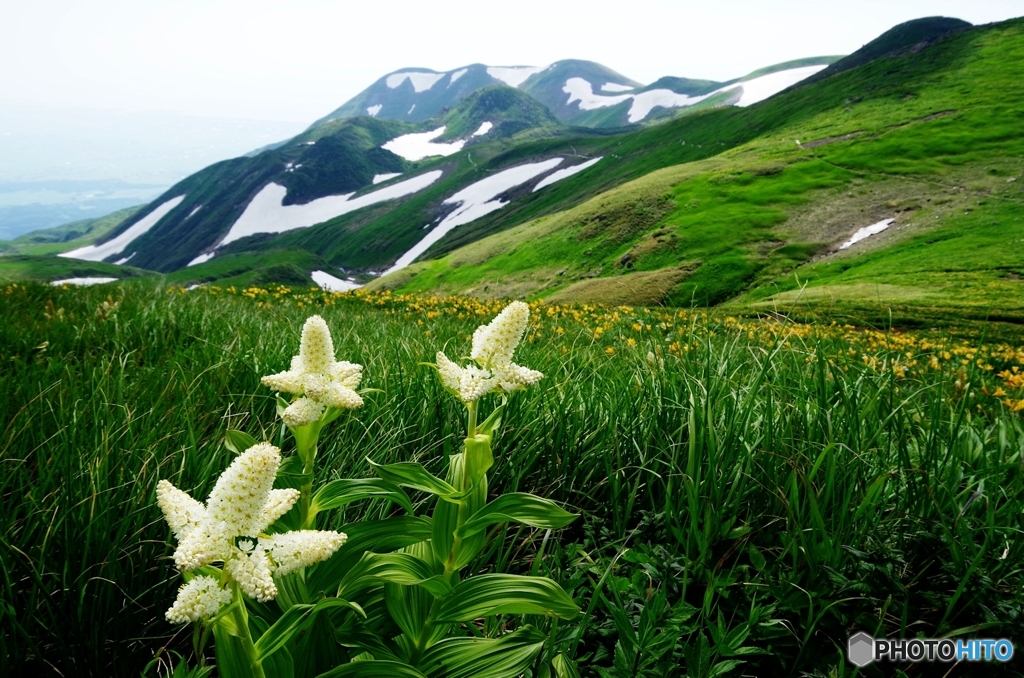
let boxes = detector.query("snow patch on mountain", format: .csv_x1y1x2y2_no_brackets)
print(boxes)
60,195,186,262
51,277,118,286
383,126,465,161
386,71,445,92
627,90,702,122
188,252,215,267
367,104,382,117
730,65,828,106
114,253,135,265
449,68,468,85
384,158,564,274
602,82,634,92
312,270,361,292
472,121,493,136
533,157,602,192
373,172,403,184
562,65,829,122
563,78,632,111
220,171,443,246
840,218,894,250
487,66,545,88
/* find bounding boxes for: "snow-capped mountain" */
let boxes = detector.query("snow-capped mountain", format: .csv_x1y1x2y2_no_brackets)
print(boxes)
315,57,840,129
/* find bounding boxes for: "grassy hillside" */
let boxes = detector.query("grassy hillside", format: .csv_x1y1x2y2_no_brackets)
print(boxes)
437,85,563,140
0,254,151,283
371,17,1024,325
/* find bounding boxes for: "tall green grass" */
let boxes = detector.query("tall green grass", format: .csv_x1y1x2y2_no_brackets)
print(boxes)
1,282,1022,676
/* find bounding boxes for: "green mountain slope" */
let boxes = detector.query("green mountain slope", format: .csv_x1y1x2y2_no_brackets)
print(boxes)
0,205,143,256
369,17,1024,321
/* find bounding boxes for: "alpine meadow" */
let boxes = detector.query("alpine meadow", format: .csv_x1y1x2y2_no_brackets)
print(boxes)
2,12,1024,678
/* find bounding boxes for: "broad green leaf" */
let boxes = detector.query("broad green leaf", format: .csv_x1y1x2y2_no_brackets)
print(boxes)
307,516,431,595
420,625,546,678
475,402,504,438
365,553,452,597
213,621,258,678
337,551,451,599
552,653,581,678
316,660,429,678
312,478,414,515
456,493,577,538
435,574,580,622
254,599,364,661
368,460,461,502
223,429,259,455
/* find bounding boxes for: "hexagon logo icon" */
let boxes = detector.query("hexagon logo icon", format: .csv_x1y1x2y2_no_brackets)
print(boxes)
848,632,875,667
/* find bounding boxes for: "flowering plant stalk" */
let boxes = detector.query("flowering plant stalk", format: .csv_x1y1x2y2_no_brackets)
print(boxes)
155,303,581,677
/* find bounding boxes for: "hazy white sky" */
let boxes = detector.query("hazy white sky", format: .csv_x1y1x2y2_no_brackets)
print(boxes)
1,0,1021,123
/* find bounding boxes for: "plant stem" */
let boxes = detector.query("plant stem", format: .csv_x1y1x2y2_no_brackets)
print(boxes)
467,401,478,438
230,584,266,678
300,441,317,529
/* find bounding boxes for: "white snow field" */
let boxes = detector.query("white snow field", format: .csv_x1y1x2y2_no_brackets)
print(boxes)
187,252,215,267
384,158,564,275
731,65,827,106
449,68,468,85
385,71,445,92
51,277,118,286
627,89,700,122
311,270,361,292
367,104,382,117
60,195,186,262
472,121,493,136
220,170,444,246
382,127,465,161
533,157,602,192
114,253,136,265
373,172,403,184
561,65,828,122
186,205,202,219
487,66,544,88
840,218,894,250
601,82,634,92
563,78,632,111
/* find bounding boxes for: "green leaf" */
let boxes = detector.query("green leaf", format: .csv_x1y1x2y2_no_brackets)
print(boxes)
456,493,577,538
349,553,452,598
476,402,505,438
420,625,546,678
213,621,258,678
368,460,462,502
316,660,429,678
312,478,414,515
224,430,259,455
254,598,365,662
435,574,580,622
552,654,581,678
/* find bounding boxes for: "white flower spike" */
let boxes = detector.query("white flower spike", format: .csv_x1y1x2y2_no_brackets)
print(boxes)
165,575,233,624
157,443,347,619
262,315,364,424
435,301,543,403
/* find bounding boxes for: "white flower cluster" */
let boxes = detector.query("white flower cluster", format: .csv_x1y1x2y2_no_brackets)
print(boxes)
157,443,347,621
436,301,543,402
165,575,233,624
262,315,364,427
